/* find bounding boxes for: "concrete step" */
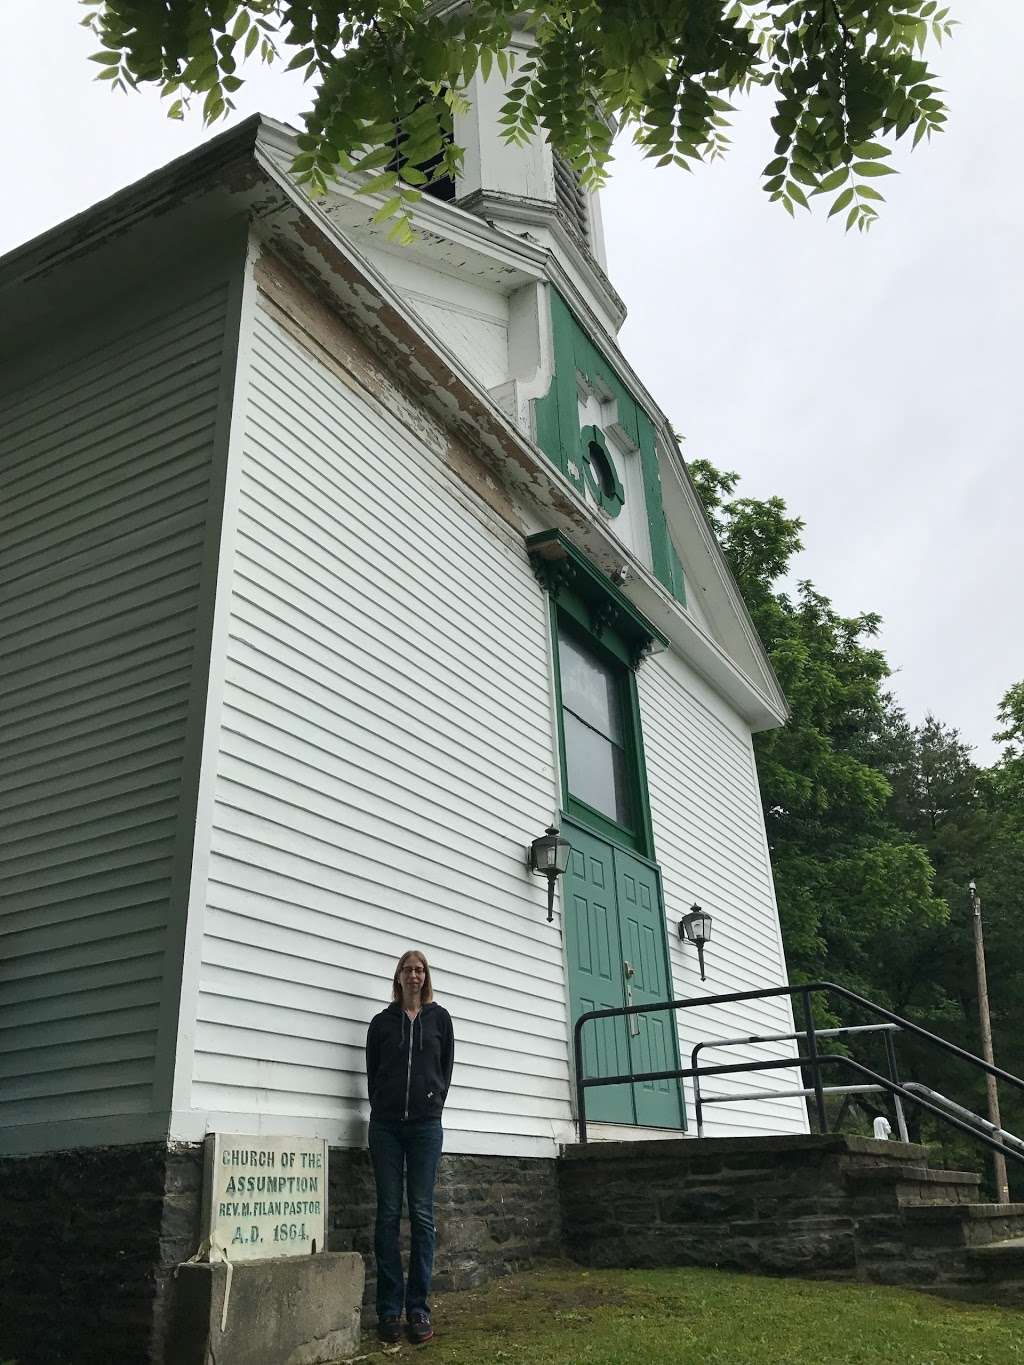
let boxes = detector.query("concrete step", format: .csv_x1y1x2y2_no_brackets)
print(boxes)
844,1164,982,1206
964,1238,1024,1307
902,1202,1024,1248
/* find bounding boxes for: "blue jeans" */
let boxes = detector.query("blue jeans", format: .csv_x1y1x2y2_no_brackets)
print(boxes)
368,1118,443,1320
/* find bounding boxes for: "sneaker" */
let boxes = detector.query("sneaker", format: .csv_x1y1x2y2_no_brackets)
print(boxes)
407,1312,434,1345
377,1317,403,1344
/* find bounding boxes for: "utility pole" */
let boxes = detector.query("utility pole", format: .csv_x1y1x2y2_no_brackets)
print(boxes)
969,879,1010,1205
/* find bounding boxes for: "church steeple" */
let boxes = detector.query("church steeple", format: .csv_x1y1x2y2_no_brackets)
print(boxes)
447,45,616,328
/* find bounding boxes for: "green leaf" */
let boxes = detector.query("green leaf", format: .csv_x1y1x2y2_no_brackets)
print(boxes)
789,163,819,189
371,196,404,224
817,167,849,193
828,187,855,217
852,142,892,160
853,162,898,177
856,184,886,202
89,50,121,65
388,216,416,246
359,171,400,196
763,156,787,176
286,48,314,72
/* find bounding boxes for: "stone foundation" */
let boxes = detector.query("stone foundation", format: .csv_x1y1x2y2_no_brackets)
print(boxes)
0,1143,204,1365
0,1141,561,1363
328,1149,562,1304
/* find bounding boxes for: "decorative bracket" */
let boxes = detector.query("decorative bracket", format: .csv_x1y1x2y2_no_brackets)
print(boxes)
526,530,668,670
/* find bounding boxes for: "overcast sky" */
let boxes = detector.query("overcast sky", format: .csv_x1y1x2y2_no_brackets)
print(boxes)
3,2,1020,762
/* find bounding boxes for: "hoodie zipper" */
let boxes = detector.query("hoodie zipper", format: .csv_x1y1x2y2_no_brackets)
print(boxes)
403,1013,415,1120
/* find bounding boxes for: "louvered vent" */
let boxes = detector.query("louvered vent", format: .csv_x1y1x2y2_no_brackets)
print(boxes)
553,153,590,246
387,103,457,202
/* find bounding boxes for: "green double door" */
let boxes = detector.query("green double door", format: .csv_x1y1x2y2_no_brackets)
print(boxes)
564,821,684,1128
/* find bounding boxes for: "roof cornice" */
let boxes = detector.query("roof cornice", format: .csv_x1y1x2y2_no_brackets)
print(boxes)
0,115,268,292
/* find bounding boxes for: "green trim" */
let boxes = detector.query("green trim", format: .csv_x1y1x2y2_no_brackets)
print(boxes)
527,528,668,669
547,600,655,862
533,288,686,606
579,424,624,518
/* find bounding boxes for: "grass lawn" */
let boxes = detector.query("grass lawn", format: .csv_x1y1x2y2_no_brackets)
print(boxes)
343,1264,1024,1364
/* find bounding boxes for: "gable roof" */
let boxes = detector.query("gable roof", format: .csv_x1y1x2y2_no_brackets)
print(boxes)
0,114,788,731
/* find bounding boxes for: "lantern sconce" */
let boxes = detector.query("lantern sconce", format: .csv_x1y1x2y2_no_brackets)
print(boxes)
528,825,572,923
679,903,713,981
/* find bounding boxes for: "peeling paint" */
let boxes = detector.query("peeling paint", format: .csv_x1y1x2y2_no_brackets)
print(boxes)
254,247,523,533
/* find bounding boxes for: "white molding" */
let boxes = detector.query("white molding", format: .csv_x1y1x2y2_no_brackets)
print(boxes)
166,236,263,1130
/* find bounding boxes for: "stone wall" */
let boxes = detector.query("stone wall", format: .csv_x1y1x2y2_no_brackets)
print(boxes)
328,1149,562,1306
0,1143,204,1365
0,1141,560,1362
557,1133,992,1293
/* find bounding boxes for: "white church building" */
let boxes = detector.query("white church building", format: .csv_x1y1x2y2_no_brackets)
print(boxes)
0,50,807,1364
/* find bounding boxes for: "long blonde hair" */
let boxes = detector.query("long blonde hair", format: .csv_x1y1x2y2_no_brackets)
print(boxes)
392,950,434,1003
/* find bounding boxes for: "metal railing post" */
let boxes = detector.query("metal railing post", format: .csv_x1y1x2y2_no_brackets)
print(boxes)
883,1028,910,1143
573,1018,588,1144
801,987,828,1133
691,1042,705,1137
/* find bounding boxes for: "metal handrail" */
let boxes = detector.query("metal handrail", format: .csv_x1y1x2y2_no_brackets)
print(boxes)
572,981,1024,1150
903,1082,1024,1155
690,1022,908,1140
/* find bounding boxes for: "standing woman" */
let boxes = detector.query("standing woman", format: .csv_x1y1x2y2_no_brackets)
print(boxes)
366,950,455,1346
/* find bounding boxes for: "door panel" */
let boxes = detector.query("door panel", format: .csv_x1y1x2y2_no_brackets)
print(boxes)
564,822,684,1129
614,850,684,1128
564,829,634,1124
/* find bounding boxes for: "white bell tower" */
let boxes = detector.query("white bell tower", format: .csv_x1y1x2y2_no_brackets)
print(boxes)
450,39,612,289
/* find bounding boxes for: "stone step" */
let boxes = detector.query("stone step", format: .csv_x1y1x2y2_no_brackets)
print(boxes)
560,1134,935,1169
844,1164,982,1206
902,1202,1024,1248
964,1239,1024,1307
967,1235,1024,1267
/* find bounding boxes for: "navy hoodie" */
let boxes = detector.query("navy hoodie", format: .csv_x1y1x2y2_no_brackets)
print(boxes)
366,1000,455,1121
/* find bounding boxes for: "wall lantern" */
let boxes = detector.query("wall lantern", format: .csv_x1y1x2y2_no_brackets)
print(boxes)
529,825,572,923
679,904,713,981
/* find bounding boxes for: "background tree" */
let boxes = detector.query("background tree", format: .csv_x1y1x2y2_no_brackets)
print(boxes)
690,459,1022,1192
82,1,956,238
690,458,947,1004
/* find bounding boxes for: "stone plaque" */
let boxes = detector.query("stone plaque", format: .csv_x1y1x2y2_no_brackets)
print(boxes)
202,1134,328,1261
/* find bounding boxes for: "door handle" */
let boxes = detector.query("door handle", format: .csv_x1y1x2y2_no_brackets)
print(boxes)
623,961,640,1036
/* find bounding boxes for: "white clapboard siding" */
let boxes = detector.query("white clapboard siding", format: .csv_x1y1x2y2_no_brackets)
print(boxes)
403,296,510,393
189,298,568,1154
638,651,809,1136
0,282,233,1145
